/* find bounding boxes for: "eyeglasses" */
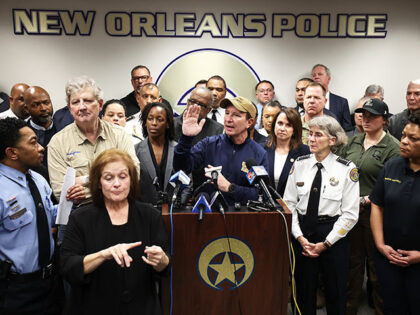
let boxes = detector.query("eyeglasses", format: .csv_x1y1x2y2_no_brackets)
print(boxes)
131,75,150,82
257,88,273,93
187,98,209,108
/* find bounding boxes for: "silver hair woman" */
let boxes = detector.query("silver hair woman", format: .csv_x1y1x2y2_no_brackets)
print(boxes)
283,115,359,314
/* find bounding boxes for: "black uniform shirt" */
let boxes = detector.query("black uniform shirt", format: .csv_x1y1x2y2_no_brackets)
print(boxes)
370,156,420,250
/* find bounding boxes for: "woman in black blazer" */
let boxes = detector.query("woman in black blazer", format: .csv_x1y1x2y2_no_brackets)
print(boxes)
265,107,310,197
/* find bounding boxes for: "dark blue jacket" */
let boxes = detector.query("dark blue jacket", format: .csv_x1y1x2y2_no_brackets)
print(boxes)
329,92,351,131
266,144,310,197
174,133,268,206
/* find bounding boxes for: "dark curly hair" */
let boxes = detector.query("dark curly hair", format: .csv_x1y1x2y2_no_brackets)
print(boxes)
408,109,420,126
0,117,27,160
141,102,175,141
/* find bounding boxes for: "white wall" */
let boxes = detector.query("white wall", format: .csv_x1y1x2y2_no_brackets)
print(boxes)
1,0,419,114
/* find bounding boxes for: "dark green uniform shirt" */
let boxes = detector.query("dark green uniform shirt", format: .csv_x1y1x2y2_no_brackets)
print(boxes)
340,131,400,196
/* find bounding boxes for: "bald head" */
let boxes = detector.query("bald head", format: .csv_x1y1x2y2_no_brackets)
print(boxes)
189,87,213,119
24,86,53,128
9,83,29,119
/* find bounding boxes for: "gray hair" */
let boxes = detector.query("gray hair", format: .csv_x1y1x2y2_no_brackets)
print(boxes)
364,84,384,98
65,75,103,104
308,116,347,151
312,64,331,77
408,79,420,86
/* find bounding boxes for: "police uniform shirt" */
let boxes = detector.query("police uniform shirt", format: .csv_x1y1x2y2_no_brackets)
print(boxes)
370,156,420,251
124,111,144,145
283,152,359,245
206,107,225,125
0,164,57,273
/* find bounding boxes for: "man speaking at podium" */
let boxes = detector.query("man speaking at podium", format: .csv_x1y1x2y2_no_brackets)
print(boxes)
173,96,268,206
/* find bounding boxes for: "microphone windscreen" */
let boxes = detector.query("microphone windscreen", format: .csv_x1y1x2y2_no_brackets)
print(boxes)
246,158,257,169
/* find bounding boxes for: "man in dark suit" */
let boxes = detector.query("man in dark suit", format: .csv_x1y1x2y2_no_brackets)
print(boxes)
174,87,224,145
0,92,9,113
311,64,351,130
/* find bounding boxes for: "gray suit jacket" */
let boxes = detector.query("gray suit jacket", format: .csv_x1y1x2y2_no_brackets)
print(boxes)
135,139,191,207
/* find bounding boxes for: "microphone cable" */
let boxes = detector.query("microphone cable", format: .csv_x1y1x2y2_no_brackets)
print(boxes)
275,201,301,315
169,202,174,315
219,200,244,315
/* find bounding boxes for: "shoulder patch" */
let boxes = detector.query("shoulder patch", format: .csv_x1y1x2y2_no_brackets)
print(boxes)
336,156,351,166
296,154,311,161
289,164,295,175
349,168,359,182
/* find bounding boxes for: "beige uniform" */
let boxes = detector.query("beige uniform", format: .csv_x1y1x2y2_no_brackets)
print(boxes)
48,119,139,200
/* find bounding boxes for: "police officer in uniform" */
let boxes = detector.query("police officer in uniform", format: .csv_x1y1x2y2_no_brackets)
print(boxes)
0,118,58,314
370,110,420,314
284,115,359,315
340,99,400,314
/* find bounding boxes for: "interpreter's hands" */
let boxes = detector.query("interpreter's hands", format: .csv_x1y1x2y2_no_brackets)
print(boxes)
182,104,205,137
142,245,170,272
101,241,143,268
66,184,87,204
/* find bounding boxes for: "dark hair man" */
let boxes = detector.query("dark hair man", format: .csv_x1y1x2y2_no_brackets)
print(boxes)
0,117,59,314
0,83,30,120
206,75,227,124
294,78,313,116
311,64,351,130
255,80,275,129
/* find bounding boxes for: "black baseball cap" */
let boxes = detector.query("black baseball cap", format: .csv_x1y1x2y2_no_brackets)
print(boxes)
355,98,389,117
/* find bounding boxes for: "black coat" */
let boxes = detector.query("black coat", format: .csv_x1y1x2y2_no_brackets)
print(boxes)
60,200,169,315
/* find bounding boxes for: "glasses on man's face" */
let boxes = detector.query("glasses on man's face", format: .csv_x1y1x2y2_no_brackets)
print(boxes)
258,88,273,94
187,98,209,108
131,75,150,82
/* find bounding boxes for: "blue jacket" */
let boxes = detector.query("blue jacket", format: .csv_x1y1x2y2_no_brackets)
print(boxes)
329,92,351,131
174,133,268,206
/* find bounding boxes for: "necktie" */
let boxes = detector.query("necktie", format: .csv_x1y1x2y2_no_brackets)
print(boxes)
26,173,51,268
211,109,218,121
305,163,323,236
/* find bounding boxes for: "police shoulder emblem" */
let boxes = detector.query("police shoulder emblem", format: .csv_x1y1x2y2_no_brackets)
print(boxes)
349,168,359,182
241,161,249,173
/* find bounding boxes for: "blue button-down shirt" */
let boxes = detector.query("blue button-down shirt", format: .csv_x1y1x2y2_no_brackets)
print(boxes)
0,163,57,273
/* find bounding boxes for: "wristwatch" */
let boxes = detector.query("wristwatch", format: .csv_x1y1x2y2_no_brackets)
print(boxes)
228,183,237,193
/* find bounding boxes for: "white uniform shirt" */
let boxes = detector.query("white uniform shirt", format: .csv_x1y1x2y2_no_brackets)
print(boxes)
124,111,143,145
207,107,225,124
283,152,359,245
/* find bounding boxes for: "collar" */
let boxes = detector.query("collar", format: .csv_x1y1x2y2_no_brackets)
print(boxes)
29,119,54,131
223,133,251,147
0,163,29,187
309,151,335,172
73,119,106,145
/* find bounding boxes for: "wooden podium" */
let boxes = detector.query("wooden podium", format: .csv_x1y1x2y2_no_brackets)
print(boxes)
161,208,292,315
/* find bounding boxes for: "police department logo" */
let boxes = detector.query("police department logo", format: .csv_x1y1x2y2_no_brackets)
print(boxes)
156,48,260,116
197,236,255,291
350,168,359,182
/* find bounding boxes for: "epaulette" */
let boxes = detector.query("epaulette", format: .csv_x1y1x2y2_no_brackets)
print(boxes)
126,115,135,122
296,154,311,161
336,156,352,166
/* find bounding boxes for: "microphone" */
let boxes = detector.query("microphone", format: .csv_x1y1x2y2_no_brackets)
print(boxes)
205,166,222,183
245,159,277,209
210,190,228,216
192,193,211,222
169,170,191,204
